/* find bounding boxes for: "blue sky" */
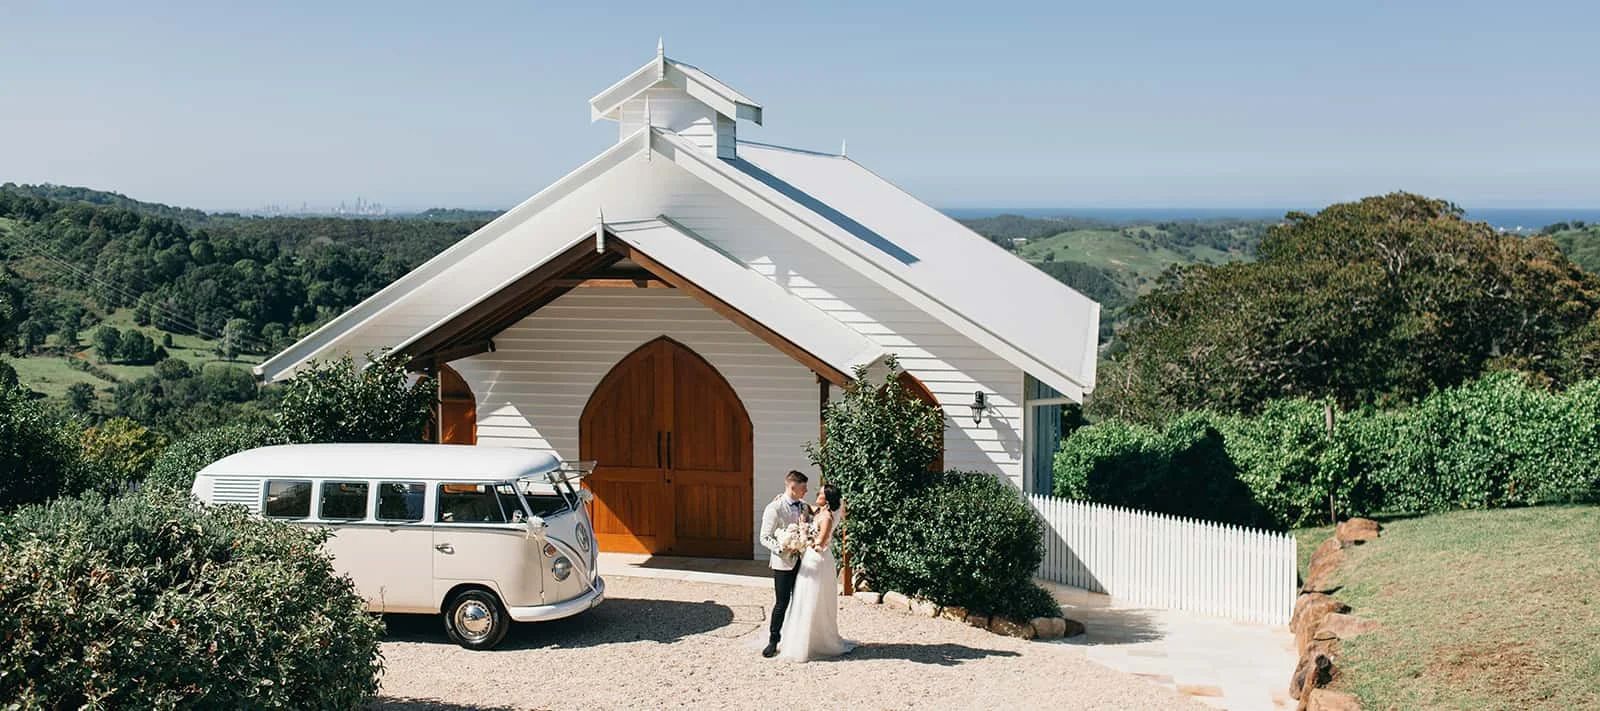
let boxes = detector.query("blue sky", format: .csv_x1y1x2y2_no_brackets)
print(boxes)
2,1,1596,211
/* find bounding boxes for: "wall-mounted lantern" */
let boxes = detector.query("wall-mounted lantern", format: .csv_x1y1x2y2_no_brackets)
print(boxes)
970,391,987,426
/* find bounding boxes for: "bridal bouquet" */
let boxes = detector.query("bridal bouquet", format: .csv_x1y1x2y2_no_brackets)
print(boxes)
777,521,814,555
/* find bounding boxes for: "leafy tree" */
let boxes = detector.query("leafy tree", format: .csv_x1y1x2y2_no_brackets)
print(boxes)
0,360,16,388
153,357,193,381
117,329,158,365
0,381,82,510
145,422,283,493
76,417,168,495
274,354,433,444
1093,194,1600,421
91,325,122,363
219,318,251,360
64,382,95,414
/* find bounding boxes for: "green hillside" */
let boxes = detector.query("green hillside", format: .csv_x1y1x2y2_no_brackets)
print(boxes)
1549,224,1600,275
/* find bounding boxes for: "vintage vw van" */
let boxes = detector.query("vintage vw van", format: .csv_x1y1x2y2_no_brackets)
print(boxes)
192,443,604,649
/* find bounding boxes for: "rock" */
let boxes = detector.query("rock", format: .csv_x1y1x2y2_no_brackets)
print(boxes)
852,591,883,605
965,613,990,629
988,616,1036,640
1302,538,1346,593
1336,518,1381,547
1288,649,1334,701
909,598,940,618
1292,593,1351,653
1290,636,1340,702
882,591,911,611
1061,618,1086,637
1029,617,1065,639
939,605,968,622
1307,688,1362,711
1316,613,1380,640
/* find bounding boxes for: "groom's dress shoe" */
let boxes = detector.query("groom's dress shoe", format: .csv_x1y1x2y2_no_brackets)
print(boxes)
761,644,778,658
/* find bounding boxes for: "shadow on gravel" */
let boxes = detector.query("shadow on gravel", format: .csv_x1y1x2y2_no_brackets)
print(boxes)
382,597,736,650
368,697,522,711
820,642,1022,667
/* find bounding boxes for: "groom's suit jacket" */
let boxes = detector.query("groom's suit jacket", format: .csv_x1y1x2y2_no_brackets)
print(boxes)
759,493,809,571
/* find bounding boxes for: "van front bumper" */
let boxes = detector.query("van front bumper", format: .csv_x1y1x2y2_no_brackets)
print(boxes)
505,576,606,622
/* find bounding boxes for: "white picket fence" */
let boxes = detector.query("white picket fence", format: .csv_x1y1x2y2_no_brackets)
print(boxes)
1028,494,1297,626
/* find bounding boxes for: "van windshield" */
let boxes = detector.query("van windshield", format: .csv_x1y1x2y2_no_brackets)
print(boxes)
516,481,571,518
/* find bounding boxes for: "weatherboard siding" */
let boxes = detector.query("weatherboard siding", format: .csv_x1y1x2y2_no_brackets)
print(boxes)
448,288,820,559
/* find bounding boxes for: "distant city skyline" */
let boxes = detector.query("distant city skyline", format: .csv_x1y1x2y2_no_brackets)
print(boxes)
3,1,1598,210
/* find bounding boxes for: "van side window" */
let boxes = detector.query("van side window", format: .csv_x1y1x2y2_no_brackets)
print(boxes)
377,482,426,522
437,483,506,524
320,481,369,520
264,480,312,518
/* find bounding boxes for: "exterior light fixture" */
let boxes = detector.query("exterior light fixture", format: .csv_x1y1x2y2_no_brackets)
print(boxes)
970,391,987,426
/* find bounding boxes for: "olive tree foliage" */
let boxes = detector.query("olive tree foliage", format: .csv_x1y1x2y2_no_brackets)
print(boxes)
273,353,434,444
1093,193,1600,422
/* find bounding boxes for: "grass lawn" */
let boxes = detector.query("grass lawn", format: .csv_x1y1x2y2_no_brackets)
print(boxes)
1308,506,1600,710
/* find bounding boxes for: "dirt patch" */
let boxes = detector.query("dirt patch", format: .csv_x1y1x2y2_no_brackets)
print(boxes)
1429,641,1547,698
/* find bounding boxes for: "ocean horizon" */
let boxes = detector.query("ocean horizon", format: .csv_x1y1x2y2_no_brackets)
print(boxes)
939,207,1600,231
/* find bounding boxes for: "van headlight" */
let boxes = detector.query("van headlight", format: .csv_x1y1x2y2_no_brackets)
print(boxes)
551,556,573,581
575,525,591,552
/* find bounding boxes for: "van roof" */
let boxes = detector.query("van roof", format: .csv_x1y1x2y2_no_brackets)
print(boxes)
196,443,562,480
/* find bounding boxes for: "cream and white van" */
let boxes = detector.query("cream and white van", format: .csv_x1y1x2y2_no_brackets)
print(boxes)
192,443,604,649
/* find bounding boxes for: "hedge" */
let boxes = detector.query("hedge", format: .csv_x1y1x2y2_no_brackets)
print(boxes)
1056,371,1600,528
145,422,285,494
0,492,383,708
0,381,83,510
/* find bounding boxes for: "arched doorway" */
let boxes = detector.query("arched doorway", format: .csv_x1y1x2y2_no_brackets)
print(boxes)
580,337,753,558
429,364,477,445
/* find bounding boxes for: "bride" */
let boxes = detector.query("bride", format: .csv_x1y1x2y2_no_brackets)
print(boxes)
776,484,856,661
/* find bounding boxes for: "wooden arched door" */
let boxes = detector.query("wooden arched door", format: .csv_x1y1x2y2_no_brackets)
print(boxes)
896,371,944,472
580,337,753,558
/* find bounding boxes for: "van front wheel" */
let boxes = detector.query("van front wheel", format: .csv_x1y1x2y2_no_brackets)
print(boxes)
443,590,510,650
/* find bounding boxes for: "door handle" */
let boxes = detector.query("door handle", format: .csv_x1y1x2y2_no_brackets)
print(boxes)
434,543,454,554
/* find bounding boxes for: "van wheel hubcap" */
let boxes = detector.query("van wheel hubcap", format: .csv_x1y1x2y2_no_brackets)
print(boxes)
455,600,494,641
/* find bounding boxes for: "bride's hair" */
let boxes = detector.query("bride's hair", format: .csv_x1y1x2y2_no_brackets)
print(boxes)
821,484,842,512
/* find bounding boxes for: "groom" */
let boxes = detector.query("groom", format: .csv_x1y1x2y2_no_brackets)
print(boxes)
758,470,810,658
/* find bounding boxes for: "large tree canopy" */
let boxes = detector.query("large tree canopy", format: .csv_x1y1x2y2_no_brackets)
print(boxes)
1093,193,1600,421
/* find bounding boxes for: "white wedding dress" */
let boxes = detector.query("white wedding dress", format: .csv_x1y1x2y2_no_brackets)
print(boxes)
776,514,856,661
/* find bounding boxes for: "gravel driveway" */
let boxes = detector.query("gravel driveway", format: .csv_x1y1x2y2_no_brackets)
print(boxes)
373,576,1204,710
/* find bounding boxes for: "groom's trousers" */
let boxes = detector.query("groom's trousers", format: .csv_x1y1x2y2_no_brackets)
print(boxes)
769,566,801,644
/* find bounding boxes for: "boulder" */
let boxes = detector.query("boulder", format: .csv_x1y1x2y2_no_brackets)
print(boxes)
965,612,990,629
1316,613,1381,640
1288,649,1334,701
1307,688,1362,711
852,591,883,605
989,616,1036,640
939,605,969,622
882,591,911,611
1292,593,1351,653
1029,617,1066,639
909,598,940,618
1335,518,1381,547
1061,618,1086,637
1302,538,1346,594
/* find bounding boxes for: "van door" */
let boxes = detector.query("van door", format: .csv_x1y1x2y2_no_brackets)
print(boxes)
431,482,542,608
365,481,435,613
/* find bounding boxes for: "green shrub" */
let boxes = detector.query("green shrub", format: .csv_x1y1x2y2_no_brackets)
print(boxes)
275,354,433,444
807,359,944,583
145,422,284,494
809,362,1053,618
0,492,383,708
0,381,82,510
877,471,1047,616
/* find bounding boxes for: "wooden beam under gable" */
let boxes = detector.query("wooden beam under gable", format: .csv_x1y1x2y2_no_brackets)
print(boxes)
608,240,853,386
